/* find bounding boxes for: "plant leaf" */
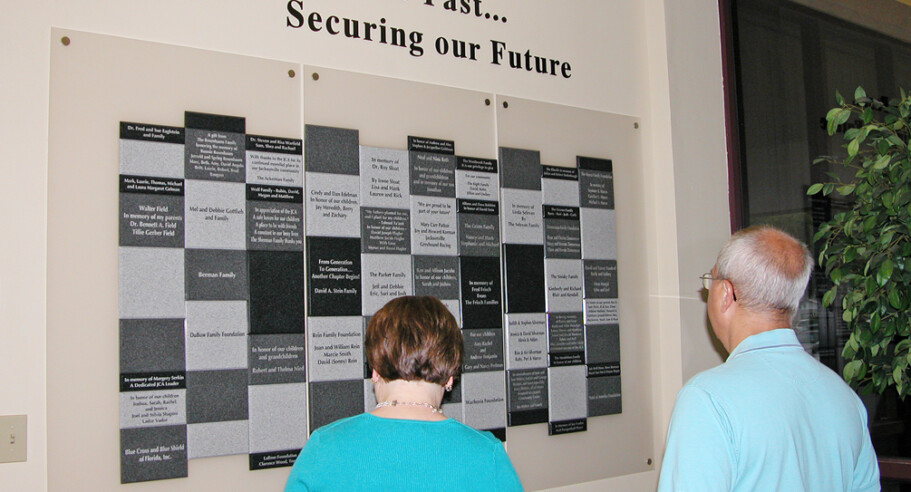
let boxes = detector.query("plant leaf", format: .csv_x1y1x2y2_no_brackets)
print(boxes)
873,154,891,170
843,359,864,381
807,183,824,195
855,86,867,101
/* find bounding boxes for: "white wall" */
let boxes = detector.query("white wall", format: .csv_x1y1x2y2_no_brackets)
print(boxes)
0,0,730,490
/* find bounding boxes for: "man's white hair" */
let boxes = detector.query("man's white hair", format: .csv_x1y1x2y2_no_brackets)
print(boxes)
715,225,813,318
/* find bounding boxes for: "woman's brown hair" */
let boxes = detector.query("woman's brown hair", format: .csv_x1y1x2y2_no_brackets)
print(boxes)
365,296,464,385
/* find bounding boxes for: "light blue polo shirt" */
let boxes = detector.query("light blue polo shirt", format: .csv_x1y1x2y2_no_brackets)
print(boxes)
658,329,879,492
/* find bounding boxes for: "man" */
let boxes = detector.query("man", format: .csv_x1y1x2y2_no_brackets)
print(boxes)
657,226,880,491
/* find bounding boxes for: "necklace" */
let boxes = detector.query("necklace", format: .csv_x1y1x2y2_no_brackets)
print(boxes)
375,400,443,414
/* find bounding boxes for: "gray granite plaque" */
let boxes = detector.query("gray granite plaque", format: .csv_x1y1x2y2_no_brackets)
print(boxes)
121,426,188,483
246,135,303,187
500,188,543,245
463,329,505,373
307,316,364,382
120,122,185,178
541,165,579,207
506,313,548,370
120,390,187,429
119,247,185,319
184,180,246,250
305,172,361,238
185,128,245,182
462,371,507,431
456,156,498,201
548,365,587,421
184,249,249,301
304,125,359,175
185,301,248,371
545,259,584,313
248,383,308,453
361,207,410,254
411,196,457,255
249,334,307,385
361,254,413,315
360,146,409,208
580,208,616,260
246,191,303,252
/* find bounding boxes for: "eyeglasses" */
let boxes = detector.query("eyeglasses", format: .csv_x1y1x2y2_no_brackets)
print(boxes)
699,273,737,301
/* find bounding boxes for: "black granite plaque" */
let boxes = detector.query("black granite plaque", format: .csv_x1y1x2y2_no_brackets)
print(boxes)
578,156,614,210
499,147,542,190
503,244,545,314
583,260,618,299
410,151,456,197
304,125,360,175
307,237,362,317
412,255,460,300
309,380,364,432
459,257,503,328
184,249,249,301
184,112,246,182
120,187,185,248
507,368,549,426
248,250,304,334
121,426,188,483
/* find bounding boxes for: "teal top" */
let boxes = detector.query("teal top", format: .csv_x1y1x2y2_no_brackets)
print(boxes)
284,413,523,491
658,329,880,492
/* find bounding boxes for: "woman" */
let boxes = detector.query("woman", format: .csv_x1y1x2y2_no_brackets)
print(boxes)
284,296,523,491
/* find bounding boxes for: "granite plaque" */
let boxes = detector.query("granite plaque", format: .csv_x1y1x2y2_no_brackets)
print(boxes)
411,196,457,256
503,244,545,314
410,151,456,197
361,254,413,315
507,368,548,426
463,329,505,373
456,156,498,201
505,313,548,370
359,146,409,208
307,237,362,317
412,255,460,300
245,135,303,187
545,259,584,313
361,207,410,254
307,317,364,382
583,260,618,299
248,334,307,385
500,188,543,245
459,256,503,328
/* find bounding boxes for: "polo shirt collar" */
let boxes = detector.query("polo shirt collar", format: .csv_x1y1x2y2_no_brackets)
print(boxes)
727,328,802,361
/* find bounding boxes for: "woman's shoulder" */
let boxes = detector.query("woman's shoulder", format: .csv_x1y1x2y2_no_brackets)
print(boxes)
436,418,504,446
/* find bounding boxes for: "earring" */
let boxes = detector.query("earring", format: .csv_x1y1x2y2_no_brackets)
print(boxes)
444,384,453,392
371,376,379,384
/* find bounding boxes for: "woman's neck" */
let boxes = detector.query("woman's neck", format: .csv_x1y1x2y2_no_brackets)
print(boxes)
371,378,448,421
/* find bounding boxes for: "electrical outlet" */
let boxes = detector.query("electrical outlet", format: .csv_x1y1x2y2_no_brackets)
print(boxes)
0,415,27,463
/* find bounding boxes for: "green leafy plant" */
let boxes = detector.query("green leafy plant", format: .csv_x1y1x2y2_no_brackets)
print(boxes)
808,86,911,399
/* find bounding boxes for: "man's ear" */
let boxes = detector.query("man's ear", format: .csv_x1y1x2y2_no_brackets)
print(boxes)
720,279,736,311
